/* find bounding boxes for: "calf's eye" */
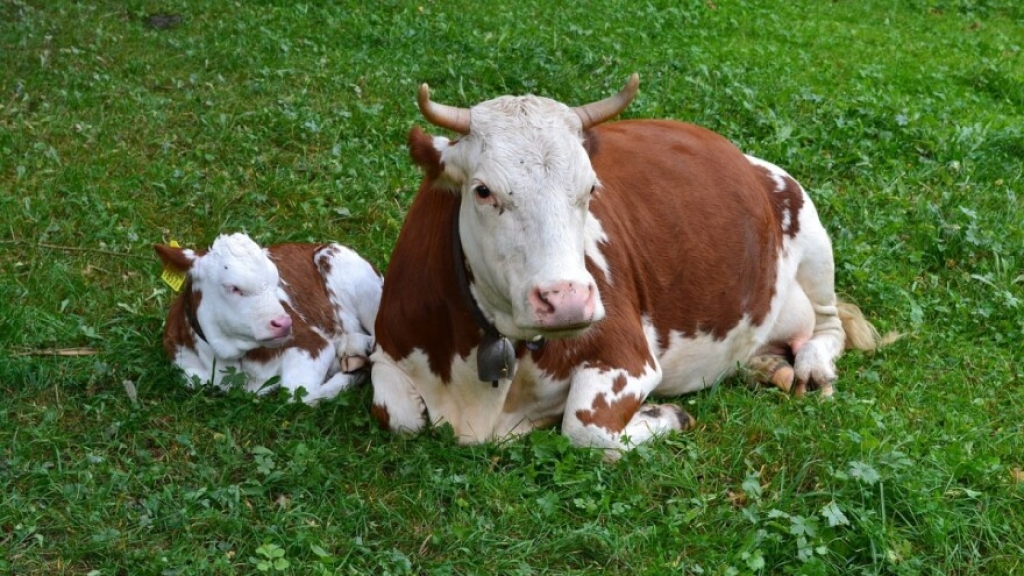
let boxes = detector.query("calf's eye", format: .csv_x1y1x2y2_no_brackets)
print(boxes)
474,185,491,199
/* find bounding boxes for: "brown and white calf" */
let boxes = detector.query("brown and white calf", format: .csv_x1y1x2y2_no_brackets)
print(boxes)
156,233,382,405
370,74,884,454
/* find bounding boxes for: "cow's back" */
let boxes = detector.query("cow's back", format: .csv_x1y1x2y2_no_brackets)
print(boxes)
585,120,787,344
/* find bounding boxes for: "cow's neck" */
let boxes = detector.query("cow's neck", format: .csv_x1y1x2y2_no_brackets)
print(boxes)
182,279,208,344
452,207,535,387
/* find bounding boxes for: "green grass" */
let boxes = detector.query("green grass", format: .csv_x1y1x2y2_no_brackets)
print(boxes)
2,0,1022,574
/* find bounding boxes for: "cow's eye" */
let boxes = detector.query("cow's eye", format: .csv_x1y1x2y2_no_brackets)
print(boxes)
474,185,491,199
227,284,244,296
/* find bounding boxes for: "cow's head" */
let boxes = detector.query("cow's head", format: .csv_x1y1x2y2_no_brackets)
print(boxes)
411,74,639,341
155,233,293,359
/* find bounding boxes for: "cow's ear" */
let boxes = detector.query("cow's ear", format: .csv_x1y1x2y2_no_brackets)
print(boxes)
408,126,461,191
409,126,444,174
154,243,197,274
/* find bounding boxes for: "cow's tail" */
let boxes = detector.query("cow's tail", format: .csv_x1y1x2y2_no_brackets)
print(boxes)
837,300,900,352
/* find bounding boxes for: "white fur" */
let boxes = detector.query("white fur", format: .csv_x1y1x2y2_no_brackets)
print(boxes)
584,209,612,281
190,234,288,361
751,156,845,394
436,96,606,340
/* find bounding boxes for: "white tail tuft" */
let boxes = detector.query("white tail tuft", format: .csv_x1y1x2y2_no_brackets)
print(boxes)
838,300,900,352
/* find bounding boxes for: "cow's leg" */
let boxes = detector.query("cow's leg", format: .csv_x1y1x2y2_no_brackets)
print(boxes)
750,284,813,392
561,361,693,457
369,350,428,434
790,223,846,396
744,352,795,393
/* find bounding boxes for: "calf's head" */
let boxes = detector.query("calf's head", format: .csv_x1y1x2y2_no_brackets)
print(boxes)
155,233,292,359
411,74,639,341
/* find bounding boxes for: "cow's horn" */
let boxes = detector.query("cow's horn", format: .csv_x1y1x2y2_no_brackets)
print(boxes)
418,83,471,135
573,73,640,130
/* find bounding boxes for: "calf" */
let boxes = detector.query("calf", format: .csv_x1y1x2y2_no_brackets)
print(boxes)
156,233,382,405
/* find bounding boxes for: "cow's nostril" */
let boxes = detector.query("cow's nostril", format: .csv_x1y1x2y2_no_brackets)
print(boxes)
529,282,595,328
529,287,556,314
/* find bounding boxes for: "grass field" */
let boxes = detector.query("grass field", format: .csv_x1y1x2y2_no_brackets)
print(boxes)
2,0,1023,574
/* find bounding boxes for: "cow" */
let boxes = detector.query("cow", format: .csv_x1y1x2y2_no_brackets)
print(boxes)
155,232,383,405
370,74,885,455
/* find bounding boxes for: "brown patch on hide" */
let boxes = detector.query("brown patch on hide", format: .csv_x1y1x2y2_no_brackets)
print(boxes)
374,136,482,383
611,374,627,394
371,403,391,430
162,280,199,358
777,176,804,238
266,243,336,359
574,392,642,434
583,120,782,348
314,244,339,279
243,342,287,363
748,164,805,238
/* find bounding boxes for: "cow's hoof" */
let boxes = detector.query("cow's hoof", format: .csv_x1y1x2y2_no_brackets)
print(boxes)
745,353,795,393
793,377,835,398
672,406,695,430
640,403,694,431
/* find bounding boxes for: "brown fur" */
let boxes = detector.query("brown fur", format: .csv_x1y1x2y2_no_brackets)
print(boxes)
266,244,338,358
372,153,488,383
371,403,391,431
574,392,643,434
162,281,198,358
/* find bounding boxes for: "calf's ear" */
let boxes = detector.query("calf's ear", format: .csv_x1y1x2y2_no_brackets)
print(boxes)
153,243,197,273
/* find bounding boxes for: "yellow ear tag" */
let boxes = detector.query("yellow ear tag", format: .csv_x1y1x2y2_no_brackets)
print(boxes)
160,240,187,293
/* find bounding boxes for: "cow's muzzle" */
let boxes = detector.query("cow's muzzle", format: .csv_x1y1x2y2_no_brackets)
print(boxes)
528,281,598,332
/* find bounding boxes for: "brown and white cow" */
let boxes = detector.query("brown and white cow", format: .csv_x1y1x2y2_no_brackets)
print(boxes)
370,74,883,454
156,233,382,405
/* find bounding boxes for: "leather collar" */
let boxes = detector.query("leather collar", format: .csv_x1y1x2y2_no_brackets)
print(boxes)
451,206,545,386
